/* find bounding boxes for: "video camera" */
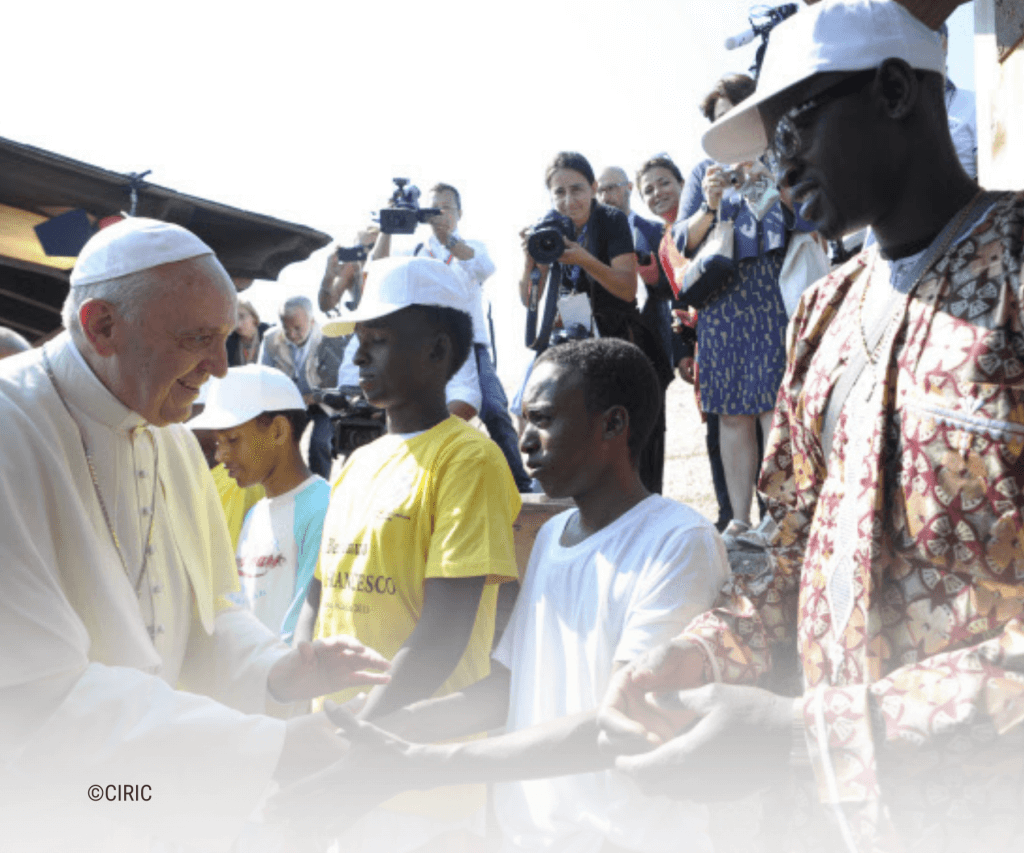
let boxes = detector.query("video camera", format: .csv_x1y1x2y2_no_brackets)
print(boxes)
378,178,442,235
526,209,575,265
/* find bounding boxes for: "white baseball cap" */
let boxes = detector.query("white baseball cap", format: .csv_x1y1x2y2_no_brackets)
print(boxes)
189,364,305,430
70,217,218,287
322,256,470,338
702,0,946,164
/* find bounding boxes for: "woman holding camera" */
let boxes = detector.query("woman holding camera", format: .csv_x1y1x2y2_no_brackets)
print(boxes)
519,151,671,492
679,73,814,548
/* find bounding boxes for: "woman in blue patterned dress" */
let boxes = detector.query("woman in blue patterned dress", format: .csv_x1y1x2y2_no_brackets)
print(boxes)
678,74,816,547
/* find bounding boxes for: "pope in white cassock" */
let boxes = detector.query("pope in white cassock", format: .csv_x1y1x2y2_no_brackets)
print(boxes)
0,218,390,851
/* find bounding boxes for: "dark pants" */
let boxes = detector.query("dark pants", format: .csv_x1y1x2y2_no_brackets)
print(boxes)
308,405,334,480
475,344,532,492
705,413,732,531
640,293,675,368
704,412,765,531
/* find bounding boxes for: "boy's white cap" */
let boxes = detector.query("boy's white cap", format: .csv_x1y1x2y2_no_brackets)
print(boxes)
70,217,218,287
189,364,305,430
322,256,469,337
702,0,946,164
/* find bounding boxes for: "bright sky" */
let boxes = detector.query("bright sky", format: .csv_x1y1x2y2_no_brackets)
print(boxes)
7,0,975,385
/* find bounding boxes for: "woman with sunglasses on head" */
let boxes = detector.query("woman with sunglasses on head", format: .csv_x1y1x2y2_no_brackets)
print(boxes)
519,151,673,493
679,74,817,549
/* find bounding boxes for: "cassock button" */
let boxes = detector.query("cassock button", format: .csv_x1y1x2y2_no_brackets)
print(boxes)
141,507,151,517
138,470,148,478
154,625,165,636
145,545,156,557
151,582,162,594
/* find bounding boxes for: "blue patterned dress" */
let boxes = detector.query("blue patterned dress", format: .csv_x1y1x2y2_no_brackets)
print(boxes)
675,158,815,416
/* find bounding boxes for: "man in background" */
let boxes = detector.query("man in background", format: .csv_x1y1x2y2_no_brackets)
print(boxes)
260,295,335,479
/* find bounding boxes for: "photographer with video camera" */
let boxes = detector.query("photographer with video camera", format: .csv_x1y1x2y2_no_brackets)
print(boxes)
373,180,532,492
520,151,672,493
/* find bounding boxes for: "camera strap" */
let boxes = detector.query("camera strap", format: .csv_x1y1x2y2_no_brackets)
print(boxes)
525,263,562,352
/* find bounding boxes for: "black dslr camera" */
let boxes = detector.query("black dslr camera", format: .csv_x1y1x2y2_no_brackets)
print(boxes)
526,209,575,265
378,178,442,235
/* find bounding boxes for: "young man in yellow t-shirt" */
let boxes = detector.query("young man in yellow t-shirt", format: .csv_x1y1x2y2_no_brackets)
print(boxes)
292,255,521,851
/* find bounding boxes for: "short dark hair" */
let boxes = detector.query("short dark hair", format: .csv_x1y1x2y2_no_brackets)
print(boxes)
545,152,596,187
700,73,757,122
254,409,309,445
636,155,684,187
402,304,473,380
536,338,661,461
430,183,461,213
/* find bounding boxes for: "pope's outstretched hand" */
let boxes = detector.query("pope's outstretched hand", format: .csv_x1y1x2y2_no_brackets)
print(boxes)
268,636,390,704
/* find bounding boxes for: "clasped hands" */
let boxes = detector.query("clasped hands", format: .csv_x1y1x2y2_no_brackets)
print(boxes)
596,638,795,802
267,636,796,830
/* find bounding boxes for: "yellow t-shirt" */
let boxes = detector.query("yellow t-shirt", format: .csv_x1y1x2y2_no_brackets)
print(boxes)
210,464,265,551
313,416,520,820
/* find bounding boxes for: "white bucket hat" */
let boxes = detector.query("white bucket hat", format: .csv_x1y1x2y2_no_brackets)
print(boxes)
702,0,946,165
70,217,219,287
322,256,470,338
189,364,305,430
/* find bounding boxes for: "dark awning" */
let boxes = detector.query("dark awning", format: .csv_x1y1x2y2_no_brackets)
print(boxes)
0,135,331,341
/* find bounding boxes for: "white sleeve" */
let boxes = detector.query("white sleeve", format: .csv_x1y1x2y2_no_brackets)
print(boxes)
445,347,482,412
461,240,497,285
0,402,284,849
614,523,731,664
3,663,284,850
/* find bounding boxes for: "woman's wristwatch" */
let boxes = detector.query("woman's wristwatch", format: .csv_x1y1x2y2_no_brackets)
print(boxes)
700,200,717,216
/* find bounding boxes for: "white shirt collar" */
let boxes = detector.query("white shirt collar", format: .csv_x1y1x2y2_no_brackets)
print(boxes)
45,333,147,435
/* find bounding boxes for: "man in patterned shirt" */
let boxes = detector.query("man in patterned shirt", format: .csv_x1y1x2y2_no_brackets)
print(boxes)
598,2,1024,851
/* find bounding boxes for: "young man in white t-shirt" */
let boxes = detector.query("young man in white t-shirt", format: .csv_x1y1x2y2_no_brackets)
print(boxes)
191,364,330,642
273,338,730,853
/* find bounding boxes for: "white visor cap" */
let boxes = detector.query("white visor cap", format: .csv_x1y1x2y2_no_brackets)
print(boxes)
189,364,305,430
701,0,945,165
322,256,471,338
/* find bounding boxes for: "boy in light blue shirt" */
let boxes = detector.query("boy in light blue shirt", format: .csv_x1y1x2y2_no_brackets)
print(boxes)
191,364,330,642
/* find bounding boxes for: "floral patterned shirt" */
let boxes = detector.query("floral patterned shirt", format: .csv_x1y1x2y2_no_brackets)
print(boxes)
681,192,1024,851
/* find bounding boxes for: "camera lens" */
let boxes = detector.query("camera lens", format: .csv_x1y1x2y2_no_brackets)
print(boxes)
527,227,565,265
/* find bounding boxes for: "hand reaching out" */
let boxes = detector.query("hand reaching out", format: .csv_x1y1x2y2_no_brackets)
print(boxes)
268,636,390,704
597,638,709,754
613,683,794,802
266,702,435,829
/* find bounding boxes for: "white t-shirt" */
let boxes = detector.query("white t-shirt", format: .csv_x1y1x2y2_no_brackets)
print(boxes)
234,474,330,642
492,495,730,853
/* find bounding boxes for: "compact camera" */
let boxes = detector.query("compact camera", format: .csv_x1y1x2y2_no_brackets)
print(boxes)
723,167,747,187
335,245,369,262
378,178,442,235
526,209,576,265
